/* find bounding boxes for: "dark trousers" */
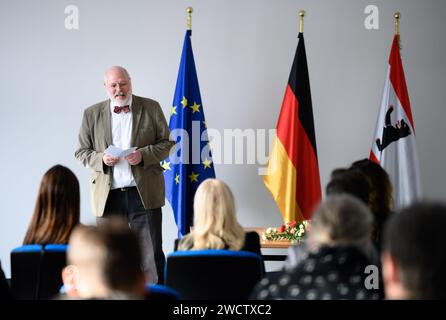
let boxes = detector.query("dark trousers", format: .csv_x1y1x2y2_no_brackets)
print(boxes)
97,187,165,284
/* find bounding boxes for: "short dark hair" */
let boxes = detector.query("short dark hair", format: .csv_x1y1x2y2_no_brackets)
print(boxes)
326,168,370,205
99,219,143,292
69,218,143,294
383,202,446,299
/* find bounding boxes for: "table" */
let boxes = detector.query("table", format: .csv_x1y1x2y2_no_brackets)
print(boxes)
246,227,294,261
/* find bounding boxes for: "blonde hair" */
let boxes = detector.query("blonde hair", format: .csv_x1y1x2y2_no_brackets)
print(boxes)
178,179,245,251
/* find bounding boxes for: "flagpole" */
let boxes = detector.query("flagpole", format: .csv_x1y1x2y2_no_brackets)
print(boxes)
394,12,401,48
299,10,306,33
186,7,193,30
394,12,400,35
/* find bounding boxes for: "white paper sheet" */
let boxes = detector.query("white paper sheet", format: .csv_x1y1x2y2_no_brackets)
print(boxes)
104,145,137,158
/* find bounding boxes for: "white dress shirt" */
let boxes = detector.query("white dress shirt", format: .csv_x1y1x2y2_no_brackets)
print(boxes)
110,96,137,189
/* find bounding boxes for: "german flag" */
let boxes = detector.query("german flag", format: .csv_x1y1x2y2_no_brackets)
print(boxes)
264,32,321,223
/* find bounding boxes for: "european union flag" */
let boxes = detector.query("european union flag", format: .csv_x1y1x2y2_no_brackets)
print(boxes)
163,30,216,238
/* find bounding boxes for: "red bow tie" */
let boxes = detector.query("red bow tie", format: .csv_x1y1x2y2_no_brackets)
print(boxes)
114,105,130,114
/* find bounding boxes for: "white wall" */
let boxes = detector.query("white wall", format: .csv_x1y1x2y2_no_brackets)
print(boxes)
1,0,446,278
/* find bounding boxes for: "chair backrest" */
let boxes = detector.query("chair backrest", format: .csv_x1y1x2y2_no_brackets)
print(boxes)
165,249,264,300
145,283,181,300
11,244,67,300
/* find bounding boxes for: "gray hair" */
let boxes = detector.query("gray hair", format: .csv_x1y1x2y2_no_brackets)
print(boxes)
308,194,374,257
103,66,131,84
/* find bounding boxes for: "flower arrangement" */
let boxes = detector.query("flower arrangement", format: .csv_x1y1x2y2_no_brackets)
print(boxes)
262,220,310,243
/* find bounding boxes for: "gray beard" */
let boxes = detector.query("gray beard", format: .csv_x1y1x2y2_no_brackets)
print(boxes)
111,95,131,106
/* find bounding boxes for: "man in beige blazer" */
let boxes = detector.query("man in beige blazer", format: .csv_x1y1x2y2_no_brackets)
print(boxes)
75,66,173,284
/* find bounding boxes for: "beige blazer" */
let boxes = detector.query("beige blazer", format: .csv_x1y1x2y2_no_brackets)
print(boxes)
75,95,174,217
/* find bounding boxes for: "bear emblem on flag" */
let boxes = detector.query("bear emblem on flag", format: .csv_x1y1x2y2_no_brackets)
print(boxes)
376,105,411,151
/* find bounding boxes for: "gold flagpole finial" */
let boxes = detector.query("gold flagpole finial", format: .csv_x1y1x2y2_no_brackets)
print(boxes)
186,7,193,30
394,12,400,36
298,10,306,33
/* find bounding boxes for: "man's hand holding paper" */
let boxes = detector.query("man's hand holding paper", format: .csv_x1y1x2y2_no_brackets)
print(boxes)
103,145,138,166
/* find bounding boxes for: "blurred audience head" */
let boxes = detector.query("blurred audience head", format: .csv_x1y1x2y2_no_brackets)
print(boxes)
382,202,446,299
23,164,80,245
63,218,146,299
350,159,393,247
350,158,392,214
179,178,245,251
308,194,374,259
326,167,370,205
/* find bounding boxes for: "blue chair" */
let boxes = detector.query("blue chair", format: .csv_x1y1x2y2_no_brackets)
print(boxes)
165,250,264,300
145,283,181,300
11,244,68,299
